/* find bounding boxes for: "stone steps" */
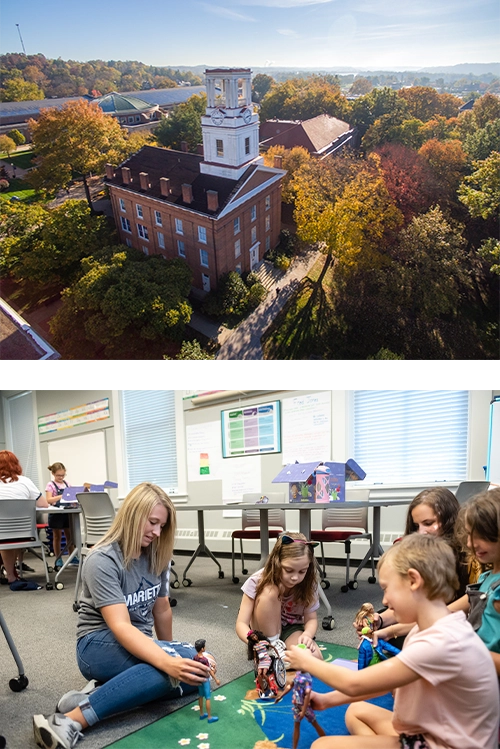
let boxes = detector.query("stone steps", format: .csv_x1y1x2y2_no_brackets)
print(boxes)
254,259,283,291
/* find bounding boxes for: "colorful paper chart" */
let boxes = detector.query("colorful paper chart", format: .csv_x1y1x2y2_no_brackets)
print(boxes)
221,401,281,458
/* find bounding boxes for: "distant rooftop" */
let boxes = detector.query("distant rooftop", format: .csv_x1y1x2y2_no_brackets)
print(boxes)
0,298,60,360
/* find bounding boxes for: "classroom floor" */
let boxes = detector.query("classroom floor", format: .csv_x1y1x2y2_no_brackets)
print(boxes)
0,550,384,749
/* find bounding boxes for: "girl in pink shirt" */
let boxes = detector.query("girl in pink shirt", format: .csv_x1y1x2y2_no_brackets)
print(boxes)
285,534,499,749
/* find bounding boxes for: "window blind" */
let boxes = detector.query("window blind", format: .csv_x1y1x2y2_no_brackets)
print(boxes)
122,391,178,493
353,390,469,484
6,391,40,488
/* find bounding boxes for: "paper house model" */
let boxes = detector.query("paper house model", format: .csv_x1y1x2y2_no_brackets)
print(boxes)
272,460,365,503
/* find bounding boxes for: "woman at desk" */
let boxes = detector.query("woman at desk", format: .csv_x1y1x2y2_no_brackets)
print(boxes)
0,450,49,591
33,482,210,749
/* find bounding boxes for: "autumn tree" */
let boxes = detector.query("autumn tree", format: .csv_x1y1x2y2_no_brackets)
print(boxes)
463,120,500,161
252,74,274,103
0,72,44,101
29,100,134,210
350,87,408,134
458,152,500,220
262,145,311,203
0,135,16,157
259,77,350,123
418,138,468,195
349,77,373,96
155,93,206,151
470,93,500,129
50,249,193,359
397,87,462,122
375,143,440,222
6,129,25,146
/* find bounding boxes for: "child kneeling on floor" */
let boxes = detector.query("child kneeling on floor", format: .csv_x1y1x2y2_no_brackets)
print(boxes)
285,533,499,749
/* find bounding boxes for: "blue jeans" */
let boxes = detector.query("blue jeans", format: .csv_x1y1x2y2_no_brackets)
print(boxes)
75,630,197,726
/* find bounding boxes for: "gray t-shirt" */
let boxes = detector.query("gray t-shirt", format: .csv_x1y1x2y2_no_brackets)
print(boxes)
77,541,170,639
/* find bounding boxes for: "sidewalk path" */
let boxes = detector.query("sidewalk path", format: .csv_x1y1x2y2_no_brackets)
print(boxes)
216,247,320,360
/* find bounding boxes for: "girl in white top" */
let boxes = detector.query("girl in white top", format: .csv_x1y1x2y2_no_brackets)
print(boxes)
285,533,499,749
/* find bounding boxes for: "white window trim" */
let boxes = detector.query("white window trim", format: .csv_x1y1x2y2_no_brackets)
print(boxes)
200,249,209,268
198,226,207,244
119,198,126,212
155,211,163,227
175,218,184,235
136,204,143,219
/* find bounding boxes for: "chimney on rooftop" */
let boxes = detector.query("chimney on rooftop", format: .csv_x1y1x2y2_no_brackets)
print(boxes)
181,183,193,204
121,166,132,184
180,141,189,153
273,155,283,169
139,172,150,191
160,177,171,197
207,190,218,212
105,163,115,179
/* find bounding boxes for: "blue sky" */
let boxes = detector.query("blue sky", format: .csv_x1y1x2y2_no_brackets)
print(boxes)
1,0,498,71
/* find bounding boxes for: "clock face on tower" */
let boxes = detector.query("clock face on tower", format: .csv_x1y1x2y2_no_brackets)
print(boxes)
211,109,224,126
242,108,252,124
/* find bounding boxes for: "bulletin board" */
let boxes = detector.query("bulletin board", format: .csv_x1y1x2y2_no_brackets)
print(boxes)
46,430,107,486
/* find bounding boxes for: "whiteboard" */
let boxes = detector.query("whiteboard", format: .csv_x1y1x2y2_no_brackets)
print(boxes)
487,397,500,485
47,431,107,486
281,391,331,464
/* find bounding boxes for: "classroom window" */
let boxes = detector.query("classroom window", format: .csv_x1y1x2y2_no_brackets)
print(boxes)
136,204,143,218
352,390,469,484
119,198,126,212
157,232,165,249
251,226,257,243
235,239,241,258
120,216,131,233
137,223,149,240
177,239,185,257
198,226,207,244
122,391,178,493
200,249,209,267
250,205,256,221
175,218,183,235
216,139,224,157
265,195,271,210
234,217,240,235
155,211,162,226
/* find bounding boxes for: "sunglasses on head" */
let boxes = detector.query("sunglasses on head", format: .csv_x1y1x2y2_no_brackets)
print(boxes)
280,534,319,548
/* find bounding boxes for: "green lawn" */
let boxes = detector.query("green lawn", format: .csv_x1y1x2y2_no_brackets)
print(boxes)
0,149,35,170
0,177,37,202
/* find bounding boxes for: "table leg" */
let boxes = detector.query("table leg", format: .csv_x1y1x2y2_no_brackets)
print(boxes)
257,507,270,566
55,512,82,586
181,510,222,583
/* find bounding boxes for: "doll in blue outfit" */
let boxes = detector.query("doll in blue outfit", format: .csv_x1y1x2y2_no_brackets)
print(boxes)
449,488,500,675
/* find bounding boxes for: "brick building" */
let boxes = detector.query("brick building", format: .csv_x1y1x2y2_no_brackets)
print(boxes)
106,68,286,293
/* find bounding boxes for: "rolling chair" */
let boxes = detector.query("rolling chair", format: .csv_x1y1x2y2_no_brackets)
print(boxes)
454,481,490,504
0,498,52,590
310,489,376,593
231,492,286,584
73,492,116,611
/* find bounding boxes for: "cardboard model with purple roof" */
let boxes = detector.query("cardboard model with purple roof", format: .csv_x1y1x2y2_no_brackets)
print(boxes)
272,460,365,503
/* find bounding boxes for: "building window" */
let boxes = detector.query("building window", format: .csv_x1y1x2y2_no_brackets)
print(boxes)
198,226,207,244
137,223,149,240
155,211,162,226
245,137,250,155
136,204,143,218
234,217,240,235
352,390,469,483
265,195,271,210
121,390,179,493
125,237,132,247
235,264,242,275
265,236,271,251
250,205,256,221
142,246,149,255
265,215,271,232
119,198,126,212
128,116,134,123
251,226,257,244
216,139,224,157
234,239,241,258
175,218,183,235
157,232,165,249
200,249,209,267
177,239,185,257
121,216,131,233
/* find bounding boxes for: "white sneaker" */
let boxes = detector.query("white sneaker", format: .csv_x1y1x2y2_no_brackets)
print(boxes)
270,638,290,668
56,679,99,713
33,713,83,749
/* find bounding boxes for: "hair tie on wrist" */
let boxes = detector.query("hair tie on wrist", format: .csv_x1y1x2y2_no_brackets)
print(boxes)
378,615,384,629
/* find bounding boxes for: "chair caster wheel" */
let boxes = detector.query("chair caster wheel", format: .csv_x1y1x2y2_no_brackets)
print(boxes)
218,571,224,579
47,566,53,573
232,576,239,584
368,576,377,584
72,602,79,612
242,568,248,575
348,581,358,590
46,583,53,590
320,579,330,589
9,674,28,692
170,598,177,607
341,585,349,593
182,578,192,587
322,616,335,630
171,580,180,589
56,582,64,590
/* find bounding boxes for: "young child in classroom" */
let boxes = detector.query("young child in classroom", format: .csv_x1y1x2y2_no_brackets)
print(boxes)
285,533,499,749
45,462,76,568
193,638,220,723
235,532,323,663
449,487,500,675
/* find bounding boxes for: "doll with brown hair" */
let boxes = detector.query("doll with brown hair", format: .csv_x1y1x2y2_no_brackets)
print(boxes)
247,629,280,696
